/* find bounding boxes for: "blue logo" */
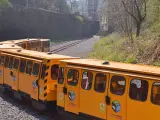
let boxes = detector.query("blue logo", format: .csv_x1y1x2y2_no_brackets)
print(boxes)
32,81,37,89
13,76,16,81
0,70,2,76
68,91,75,101
112,100,121,113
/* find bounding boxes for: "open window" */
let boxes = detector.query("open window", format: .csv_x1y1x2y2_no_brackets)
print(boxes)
9,57,14,69
151,82,160,105
94,73,106,93
0,56,4,66
32,63,40,76
20,59,26,73
58,67,64,84
26,61,33,75
67,69,79,86
129,79,148,102
41,64,46,79
81,71,93,90
4,56,9,68
13,58,19,70
110,76,126,95
51,65,59,80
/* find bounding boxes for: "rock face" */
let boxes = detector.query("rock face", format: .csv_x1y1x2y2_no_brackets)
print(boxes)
0,7,99,41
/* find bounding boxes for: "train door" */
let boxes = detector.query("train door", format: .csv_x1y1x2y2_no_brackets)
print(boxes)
30,62,41,100
107,74,128,120
57,67,65,108
3,55,12,87
64,67,80,114
10,57,20,91
79,70,108,119
127,77,150,120
19,59,42,100
0,55,4,84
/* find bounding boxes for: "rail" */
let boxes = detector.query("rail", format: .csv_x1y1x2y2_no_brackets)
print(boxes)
50,39,87,53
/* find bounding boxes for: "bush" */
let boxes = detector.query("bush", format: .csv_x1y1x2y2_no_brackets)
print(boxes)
0,0,10,8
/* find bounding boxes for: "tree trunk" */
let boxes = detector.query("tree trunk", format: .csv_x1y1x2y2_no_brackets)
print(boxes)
136,22,141,37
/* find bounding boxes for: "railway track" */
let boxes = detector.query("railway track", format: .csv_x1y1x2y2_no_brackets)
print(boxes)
50,39,87,53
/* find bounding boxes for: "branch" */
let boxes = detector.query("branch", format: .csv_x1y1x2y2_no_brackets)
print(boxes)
134,0,141,21
121,0,138,22
141,0,147,21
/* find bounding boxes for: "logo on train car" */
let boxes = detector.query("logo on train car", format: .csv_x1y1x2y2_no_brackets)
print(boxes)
32,81,37,89
100,103,105,112
68,91,75,101
0,70,2,76
59,92,64,100
112,100,120,113
13,76,16,81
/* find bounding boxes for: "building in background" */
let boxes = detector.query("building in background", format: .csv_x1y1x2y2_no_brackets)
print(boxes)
86,0,98,20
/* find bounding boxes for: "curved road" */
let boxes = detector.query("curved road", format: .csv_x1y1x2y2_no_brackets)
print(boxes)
51,36,100,58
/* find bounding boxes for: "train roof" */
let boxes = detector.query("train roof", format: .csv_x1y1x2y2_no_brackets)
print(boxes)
0,49,78,60
60,59,160,77
40,39,50,41
0,44,22,49
0,38,49,44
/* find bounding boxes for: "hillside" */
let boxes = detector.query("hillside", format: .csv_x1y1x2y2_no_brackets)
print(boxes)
89,0,160,66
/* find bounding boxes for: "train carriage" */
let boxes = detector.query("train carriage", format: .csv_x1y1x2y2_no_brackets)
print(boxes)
57,59,160,120
0,49,78,110
40,39,50,52
0,38,50,52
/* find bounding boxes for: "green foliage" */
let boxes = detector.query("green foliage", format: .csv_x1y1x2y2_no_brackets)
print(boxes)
75,15,84,23
89,0,160,67
0,0,10,8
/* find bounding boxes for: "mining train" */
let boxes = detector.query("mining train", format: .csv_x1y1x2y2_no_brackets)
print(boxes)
0,38,160,120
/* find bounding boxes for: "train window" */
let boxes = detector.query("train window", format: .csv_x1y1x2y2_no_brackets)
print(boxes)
0,56,4,66
94,73,106,93
26,61,33,75
151,82,160,105
20,59,26,73
110,76,126,95
67,69,79,86
13,58,19,70
58,67,64,84
9,57,14,69
81,71,93,90
51,65,59,80
4,56,9,68
129,79,148,102
41,64,46,79
32,63,40,76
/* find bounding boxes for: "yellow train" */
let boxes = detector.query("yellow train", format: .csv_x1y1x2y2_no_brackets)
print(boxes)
57,59,160,120
0,48,78,110
0,39,159,120
0,38,50,52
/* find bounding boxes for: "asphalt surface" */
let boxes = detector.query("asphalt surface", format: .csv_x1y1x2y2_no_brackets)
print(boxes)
52,36,100,58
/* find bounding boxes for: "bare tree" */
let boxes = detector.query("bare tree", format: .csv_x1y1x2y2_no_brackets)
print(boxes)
107,0,134,43
122,0,147,37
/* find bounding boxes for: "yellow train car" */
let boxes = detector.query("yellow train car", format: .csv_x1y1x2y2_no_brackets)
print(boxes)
0,49,78,110
57,59,160,120
40,39,50,52
0,38,50,52
0,44,22,49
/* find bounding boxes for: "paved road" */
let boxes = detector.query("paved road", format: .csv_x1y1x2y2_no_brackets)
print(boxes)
54,36,100,58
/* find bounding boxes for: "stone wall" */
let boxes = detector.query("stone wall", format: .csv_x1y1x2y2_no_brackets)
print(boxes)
0,8,99,41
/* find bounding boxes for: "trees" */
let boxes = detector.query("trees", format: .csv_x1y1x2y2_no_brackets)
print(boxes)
101,0,148,42
122,0,147,37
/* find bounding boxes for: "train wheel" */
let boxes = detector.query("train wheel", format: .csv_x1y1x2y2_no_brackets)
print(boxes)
31,99,47,111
